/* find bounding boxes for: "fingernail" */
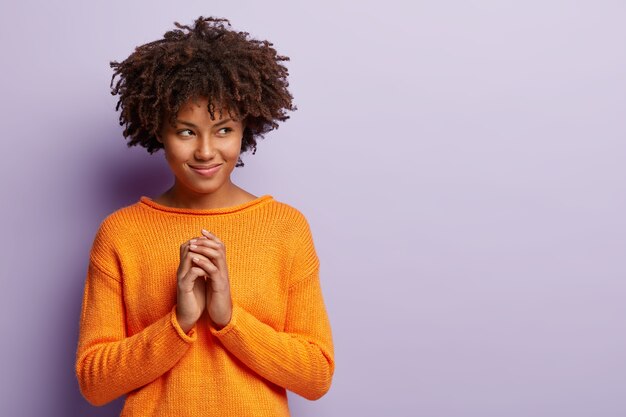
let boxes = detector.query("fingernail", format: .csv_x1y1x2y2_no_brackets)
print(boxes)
190,239,197,243
202,229,210,235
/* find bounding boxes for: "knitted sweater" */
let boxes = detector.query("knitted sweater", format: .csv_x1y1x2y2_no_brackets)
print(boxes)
75,194,335,416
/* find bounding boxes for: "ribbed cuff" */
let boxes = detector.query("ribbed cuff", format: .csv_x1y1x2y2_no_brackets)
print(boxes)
170,304,198,342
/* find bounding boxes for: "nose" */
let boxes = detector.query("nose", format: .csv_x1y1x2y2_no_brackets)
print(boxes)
194,135,216,160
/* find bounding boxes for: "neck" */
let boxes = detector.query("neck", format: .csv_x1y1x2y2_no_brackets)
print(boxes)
162,180,243,210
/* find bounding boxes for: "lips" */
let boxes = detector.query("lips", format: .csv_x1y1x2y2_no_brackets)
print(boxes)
189,164,222,170
189,163,223,177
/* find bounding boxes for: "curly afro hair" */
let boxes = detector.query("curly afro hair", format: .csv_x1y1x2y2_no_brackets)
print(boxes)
110,16,297,167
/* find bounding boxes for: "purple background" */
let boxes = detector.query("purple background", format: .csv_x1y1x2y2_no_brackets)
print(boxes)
1,1,625,416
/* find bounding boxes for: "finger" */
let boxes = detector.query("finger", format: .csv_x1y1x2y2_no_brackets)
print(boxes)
185,251,210,274
188,267,209,284
201,229,224,247
191,256,219,277
179,242,192,277
190,240,228,272
180,239,197,263
180,266,208,291
180,241,188,259
197,232,227,269
180,237,206,272
192,237,221,248
188,244,221,261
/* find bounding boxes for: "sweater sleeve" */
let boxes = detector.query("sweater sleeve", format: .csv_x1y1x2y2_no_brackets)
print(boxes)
75,221,198,406
208,216,335,400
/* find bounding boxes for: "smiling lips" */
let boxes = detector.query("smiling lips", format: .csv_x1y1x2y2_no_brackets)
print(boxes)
189,164,222,176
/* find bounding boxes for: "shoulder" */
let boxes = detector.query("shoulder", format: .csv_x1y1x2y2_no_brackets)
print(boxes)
265,198,314,235
96,201,142,237
88,202,145,275
264,199,318,264
90,200,147,253
266,200,321,281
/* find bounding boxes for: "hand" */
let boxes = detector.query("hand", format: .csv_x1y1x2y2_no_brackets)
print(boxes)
175,236,211,333
188,229,233,329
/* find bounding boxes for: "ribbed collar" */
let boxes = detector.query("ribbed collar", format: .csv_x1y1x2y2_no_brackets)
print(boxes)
139,194,274,216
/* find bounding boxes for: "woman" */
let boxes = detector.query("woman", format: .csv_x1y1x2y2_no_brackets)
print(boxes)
75,16,335,416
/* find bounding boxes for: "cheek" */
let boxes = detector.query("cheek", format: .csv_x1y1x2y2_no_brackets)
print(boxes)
225,139,243,158
167,142,193,159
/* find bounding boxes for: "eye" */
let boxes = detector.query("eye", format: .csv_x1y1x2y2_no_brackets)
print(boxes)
177,129,194,137
218,127,233,135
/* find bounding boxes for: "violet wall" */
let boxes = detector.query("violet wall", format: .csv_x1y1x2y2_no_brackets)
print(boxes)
1,0,625,416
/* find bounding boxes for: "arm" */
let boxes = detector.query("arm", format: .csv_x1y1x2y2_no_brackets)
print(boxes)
209,220,335,400
75,227,198,406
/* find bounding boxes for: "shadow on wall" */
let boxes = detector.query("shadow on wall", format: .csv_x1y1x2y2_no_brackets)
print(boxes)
65,132,171,416
91,143,173,213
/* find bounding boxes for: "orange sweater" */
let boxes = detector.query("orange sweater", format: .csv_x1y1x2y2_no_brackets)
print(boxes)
75,194,335,416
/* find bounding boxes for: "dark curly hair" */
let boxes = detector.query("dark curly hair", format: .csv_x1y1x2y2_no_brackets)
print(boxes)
110,16,297,167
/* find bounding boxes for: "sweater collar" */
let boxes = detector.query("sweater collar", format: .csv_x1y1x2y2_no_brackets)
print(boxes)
139,194,274,215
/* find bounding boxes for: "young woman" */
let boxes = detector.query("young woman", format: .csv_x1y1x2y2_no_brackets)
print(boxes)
75,16,335,416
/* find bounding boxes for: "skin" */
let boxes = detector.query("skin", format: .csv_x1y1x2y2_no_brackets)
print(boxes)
155,96,256,210
155,96,258,332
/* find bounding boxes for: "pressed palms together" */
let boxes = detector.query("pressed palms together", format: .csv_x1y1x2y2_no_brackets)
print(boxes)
176,229,233,332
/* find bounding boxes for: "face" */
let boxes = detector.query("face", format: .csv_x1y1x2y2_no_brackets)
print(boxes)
156,96,244,199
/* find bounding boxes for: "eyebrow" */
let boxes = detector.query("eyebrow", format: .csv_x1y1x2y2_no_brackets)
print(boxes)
175,118,233,128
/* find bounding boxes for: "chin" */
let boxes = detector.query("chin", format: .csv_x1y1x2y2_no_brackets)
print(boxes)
190,180,230,193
